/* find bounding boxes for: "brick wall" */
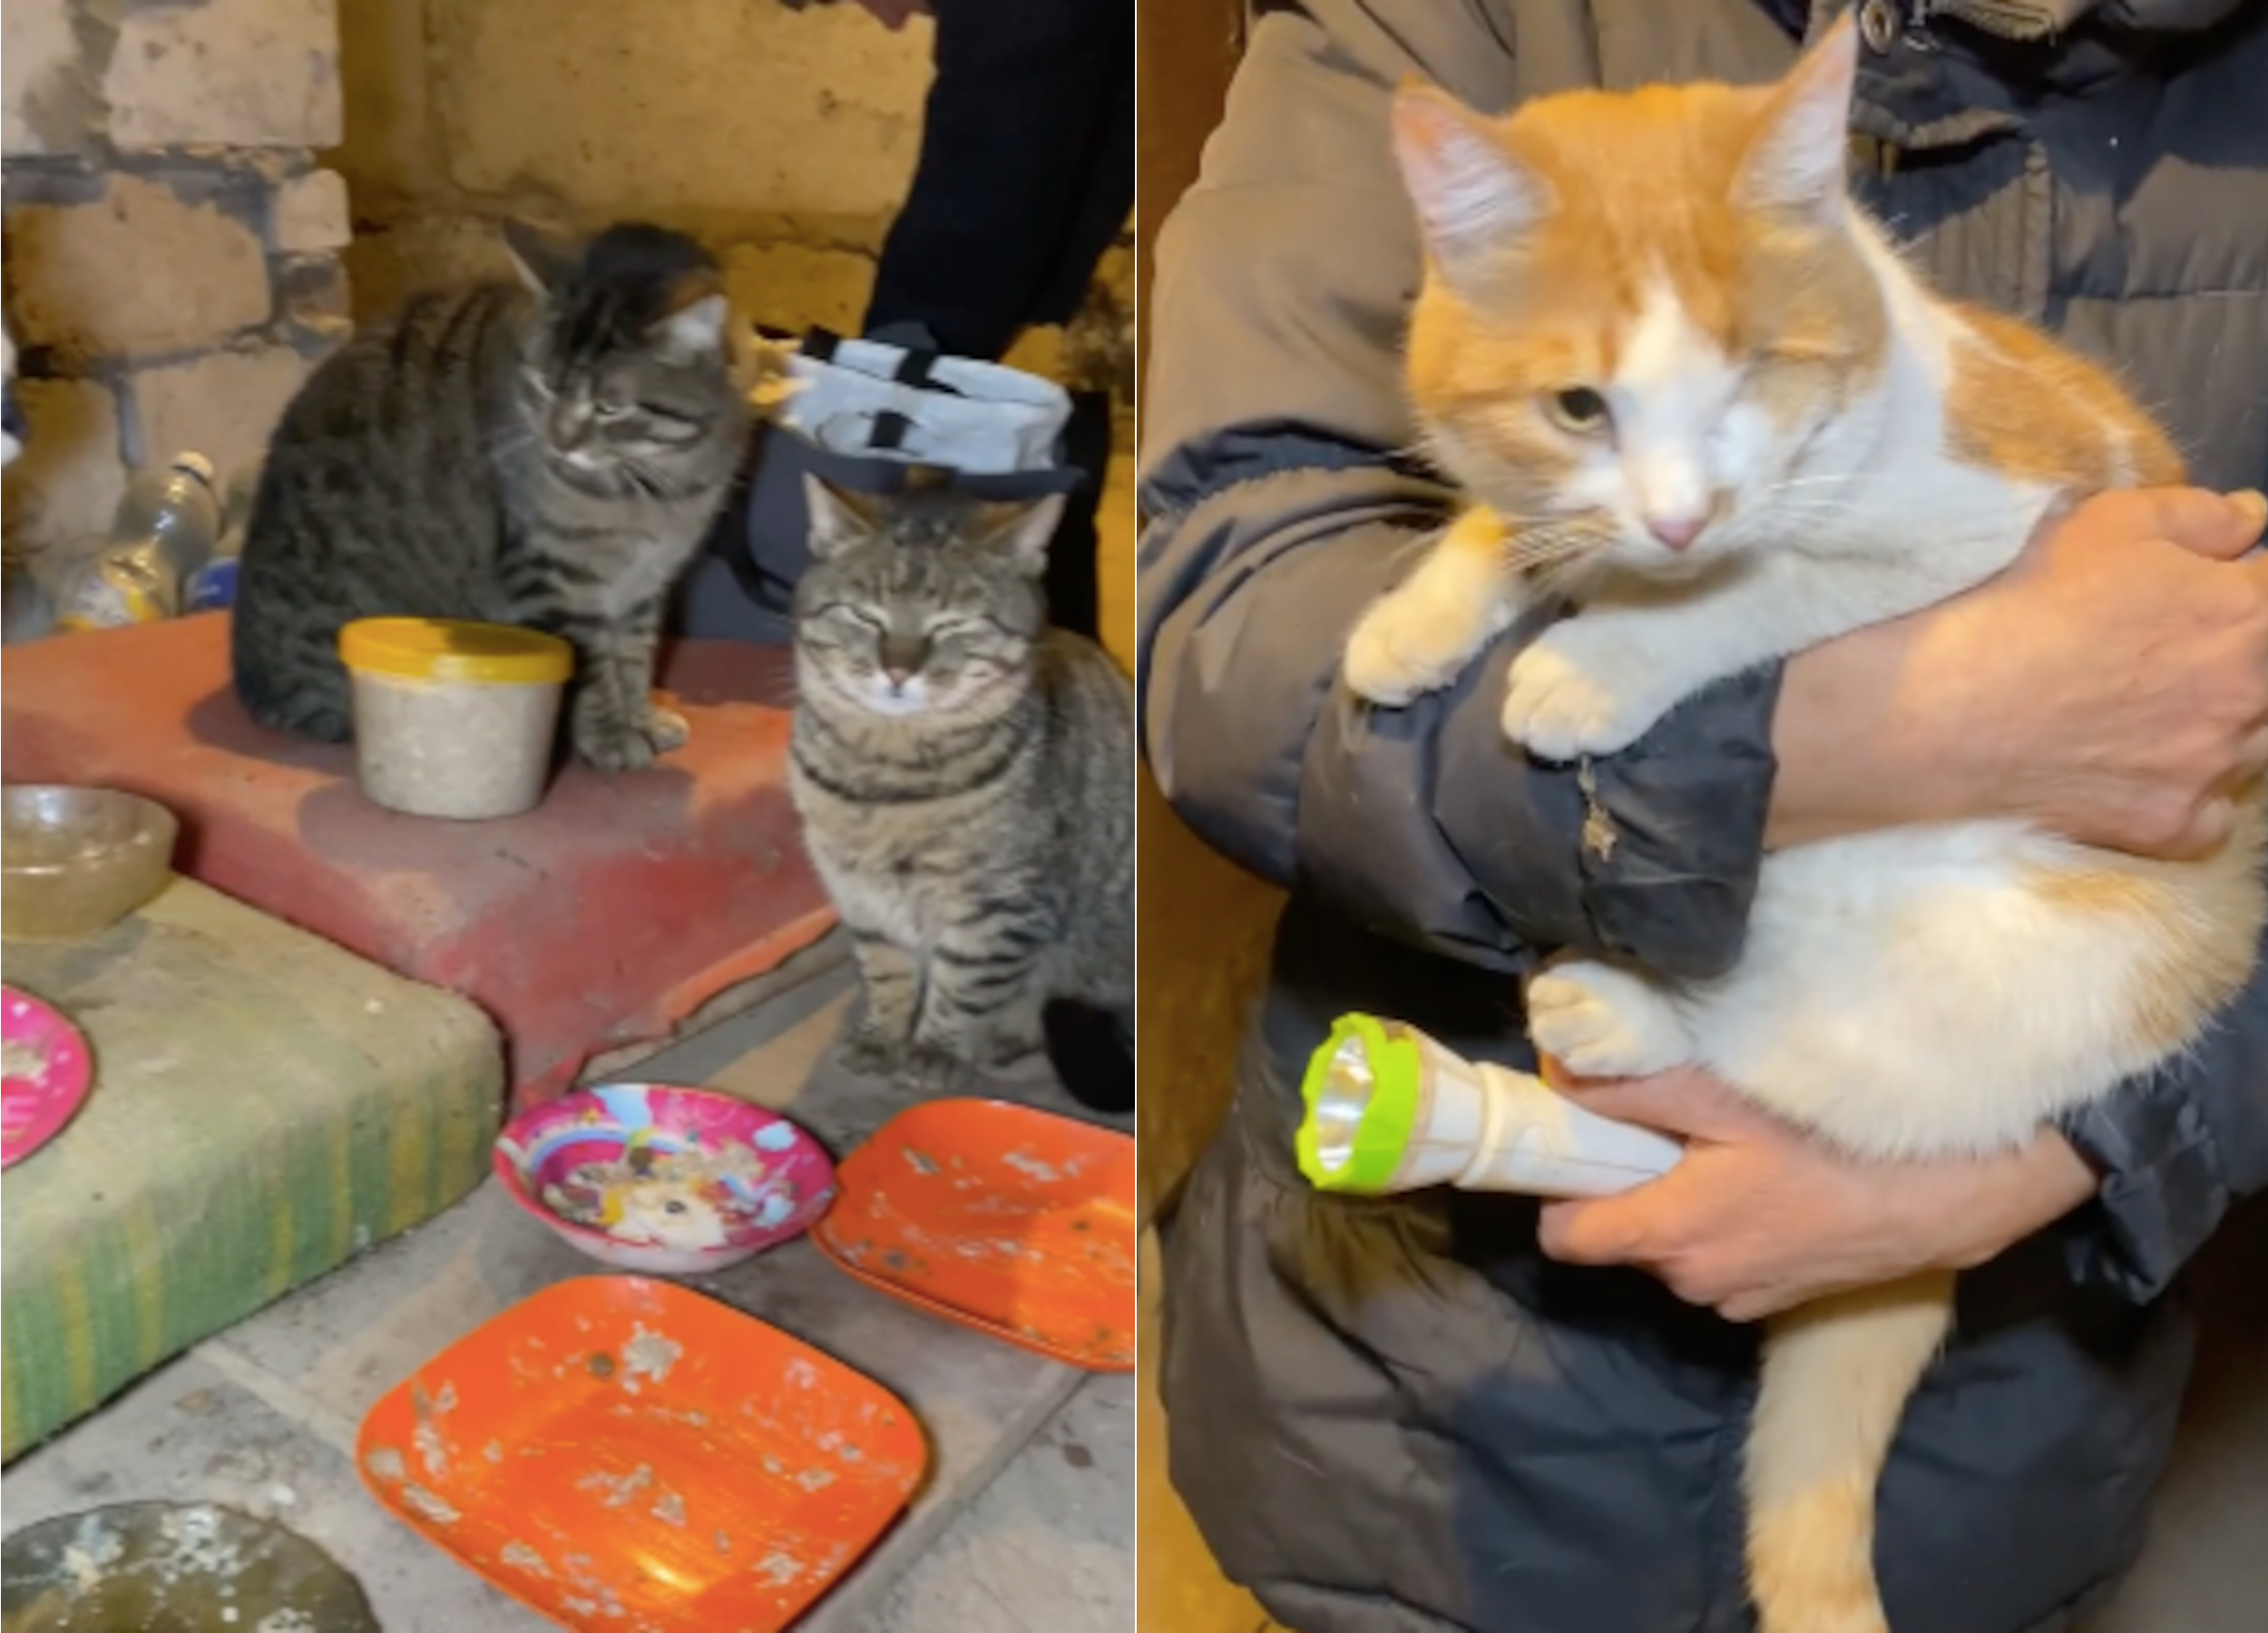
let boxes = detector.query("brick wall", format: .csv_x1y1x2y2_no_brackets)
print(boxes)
333,0,1134,416
2,0,352,568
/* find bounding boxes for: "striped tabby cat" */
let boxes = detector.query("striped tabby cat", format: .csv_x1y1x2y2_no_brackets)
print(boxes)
789,478,1135,1098
230,220,747,770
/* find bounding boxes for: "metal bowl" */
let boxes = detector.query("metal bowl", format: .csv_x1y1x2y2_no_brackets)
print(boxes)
1,786,178,944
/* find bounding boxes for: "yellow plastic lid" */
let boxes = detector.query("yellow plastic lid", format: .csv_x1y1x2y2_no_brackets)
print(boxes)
337,618,573,685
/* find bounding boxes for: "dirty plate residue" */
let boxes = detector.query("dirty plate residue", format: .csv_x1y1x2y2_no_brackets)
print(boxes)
2,985,93,1171
0,1500,381,1631
355,1276,926,1633
494,1083,836,1275
812,1099,1138,1371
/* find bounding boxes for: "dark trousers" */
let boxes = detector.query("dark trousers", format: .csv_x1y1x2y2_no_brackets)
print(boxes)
865,0,1135,364
864,2,1129,642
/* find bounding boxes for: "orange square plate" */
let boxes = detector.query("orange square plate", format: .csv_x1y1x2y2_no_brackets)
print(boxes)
811,1099,1138,1371
356,1276,926,1631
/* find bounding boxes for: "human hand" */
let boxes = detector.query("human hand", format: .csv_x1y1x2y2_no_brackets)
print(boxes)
849,0,930,29
1533,1060,2098,1322
1770,487,2268,857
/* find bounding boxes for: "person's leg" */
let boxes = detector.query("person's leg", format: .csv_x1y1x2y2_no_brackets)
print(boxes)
1025,31,1134,330
864,0,1129,363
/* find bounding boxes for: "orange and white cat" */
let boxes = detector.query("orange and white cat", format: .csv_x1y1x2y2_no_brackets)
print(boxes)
1344,17,2265,1633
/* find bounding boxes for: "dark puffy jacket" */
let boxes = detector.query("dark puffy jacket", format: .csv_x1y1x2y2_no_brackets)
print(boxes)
1139,2,2268,1629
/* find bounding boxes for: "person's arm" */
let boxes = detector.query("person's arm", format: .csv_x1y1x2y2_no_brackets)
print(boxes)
1141,0,1780,981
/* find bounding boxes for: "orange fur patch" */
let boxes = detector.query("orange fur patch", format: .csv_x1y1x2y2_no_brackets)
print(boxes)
1943,303,2184,491
2028,802,2266,1055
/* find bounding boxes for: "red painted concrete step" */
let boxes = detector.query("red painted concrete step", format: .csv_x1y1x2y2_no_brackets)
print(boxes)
1,615,835,1109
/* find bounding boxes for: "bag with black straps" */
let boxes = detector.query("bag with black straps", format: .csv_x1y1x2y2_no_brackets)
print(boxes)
677,326,1102,643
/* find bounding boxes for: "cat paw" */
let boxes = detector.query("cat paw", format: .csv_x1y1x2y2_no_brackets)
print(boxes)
1500,630,1671,760
897,1043,979,1098
979,1024,1047,1069
574,725,659,774
644,706,690,756
1526,963,1691,1078
838,1027,908,1079
1344,595,1476,707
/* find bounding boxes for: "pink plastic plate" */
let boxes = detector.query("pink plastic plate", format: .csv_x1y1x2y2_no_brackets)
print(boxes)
494,1084,836,1275
2,985,93,1170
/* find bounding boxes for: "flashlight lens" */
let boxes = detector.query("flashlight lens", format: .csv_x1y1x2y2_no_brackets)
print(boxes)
1309,1035,1377,1174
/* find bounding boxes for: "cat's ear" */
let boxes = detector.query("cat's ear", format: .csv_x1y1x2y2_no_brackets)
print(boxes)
981,494,1064,577
805,476,882,559
502,220,579,298
1739,15,1859,221
1391,80,1548,290
654,292,731,361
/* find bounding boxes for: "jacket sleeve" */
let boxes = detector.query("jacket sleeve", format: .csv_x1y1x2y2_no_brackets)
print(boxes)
1138,0,1780,980
2060,906,2268,1304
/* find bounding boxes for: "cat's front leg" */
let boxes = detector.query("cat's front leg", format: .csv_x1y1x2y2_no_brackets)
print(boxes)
902,931,1049,1095
1344,506,1522,706
840,932,919,1077
1500,611,1716,761
1526,961,1694,1079
570,602,686,770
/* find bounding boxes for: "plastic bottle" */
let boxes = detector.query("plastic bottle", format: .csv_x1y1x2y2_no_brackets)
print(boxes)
1295,1012,1685,1200
55,452,222,631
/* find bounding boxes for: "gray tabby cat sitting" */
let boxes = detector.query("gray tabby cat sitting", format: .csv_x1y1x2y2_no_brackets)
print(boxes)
789,478,1136,1099
231,220,748,771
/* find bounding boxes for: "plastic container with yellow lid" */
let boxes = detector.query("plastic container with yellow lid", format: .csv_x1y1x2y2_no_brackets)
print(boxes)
339,618,575,820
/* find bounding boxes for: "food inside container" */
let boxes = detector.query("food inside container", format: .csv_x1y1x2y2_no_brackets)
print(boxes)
0,785,179,943
338,618,573,820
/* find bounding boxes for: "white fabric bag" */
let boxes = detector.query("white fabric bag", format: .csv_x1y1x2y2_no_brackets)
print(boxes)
777,329,1071,476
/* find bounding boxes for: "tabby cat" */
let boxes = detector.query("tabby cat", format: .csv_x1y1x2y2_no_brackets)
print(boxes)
1344,20,2265,1633
788,477,1136,1103
231,220,747,770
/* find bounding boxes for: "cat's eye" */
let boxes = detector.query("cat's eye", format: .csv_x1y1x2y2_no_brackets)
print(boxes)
1543,387,1611,435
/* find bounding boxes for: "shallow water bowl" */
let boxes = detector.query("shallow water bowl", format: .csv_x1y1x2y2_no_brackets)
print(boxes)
494,1083,837,1275
0,1500,381,1631
1,786,178,944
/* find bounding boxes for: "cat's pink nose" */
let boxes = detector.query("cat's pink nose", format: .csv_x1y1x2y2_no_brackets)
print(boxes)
1645,513,1708,552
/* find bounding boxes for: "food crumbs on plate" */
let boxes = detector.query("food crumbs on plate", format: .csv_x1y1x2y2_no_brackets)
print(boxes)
587,1351,617,1381
784,1358,818,1390
484,1440,504,1464
578,1462,655,1509
401,1483,463,1525
500,1541,552,1578
901,1147,940,1176
651,1491,688,1527
1001,1149,1063,1183
413,1421,448,1479
796,1468,837,1491
756,1551,805,1586
364,1446,406,1482
713,1529,733,1556
621,1325,683,1386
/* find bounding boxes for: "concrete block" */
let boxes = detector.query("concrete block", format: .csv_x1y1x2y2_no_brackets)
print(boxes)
128,345,309,492
0,376,124,556
2,0,101,157
721,240,875,337
269,168,352,253
5,175,272,364
106,0,344,152
275,251,354,331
